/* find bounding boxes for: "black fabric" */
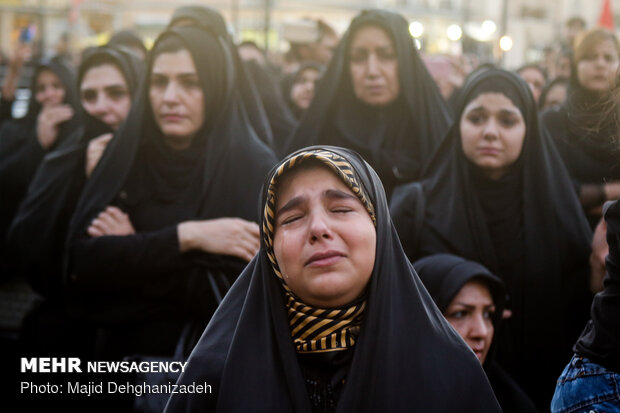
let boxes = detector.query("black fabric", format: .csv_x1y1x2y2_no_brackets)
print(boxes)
390,68,593,409
0,56,81,279
7,46,144,299
168,4,274,150
541,75,620,227
413,253,537,413
283,10,452,197
165,146,501,413
63,26,277,359
575,199,620,374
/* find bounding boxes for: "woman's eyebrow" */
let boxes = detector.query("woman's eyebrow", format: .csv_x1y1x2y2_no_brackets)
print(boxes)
276,195,306,216
324,189,357,201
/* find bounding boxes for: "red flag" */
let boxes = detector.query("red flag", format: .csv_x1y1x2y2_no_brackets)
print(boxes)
599,0,615,31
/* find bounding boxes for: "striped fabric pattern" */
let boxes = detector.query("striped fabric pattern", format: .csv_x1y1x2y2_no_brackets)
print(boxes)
262,149,375,353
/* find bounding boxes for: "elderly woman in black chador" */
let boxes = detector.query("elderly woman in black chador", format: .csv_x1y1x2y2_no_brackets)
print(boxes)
390,68,593,409
414,254,537,413
165,146,501,412
0,56,80,277
542,28,620,228
62,26,277,362
283,10,451,197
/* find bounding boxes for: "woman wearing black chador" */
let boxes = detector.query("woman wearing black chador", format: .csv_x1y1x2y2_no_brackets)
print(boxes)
391,69,593,410
283,10,451,197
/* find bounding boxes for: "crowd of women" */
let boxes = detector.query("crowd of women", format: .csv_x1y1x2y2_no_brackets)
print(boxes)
2,4,620,412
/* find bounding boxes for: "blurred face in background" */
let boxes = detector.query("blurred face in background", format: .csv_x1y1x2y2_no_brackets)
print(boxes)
349,25,400,107
518,67,546,104
577,38,619,93
291,67,320,111
35,69,65,106
81,63,131,131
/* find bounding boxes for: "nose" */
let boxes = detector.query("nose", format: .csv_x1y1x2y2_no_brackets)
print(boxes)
308,211,333,244
162,81,180,104
367,53,380,77
468,313,490,339
91,94,109,116
482,118,499,140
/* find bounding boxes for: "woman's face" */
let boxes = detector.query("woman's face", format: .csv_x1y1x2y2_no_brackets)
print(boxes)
542,83,568,110
273,164,376,308
517,67,545,103
444,280,495,364
577,38,619,93
149,48,205,150
35,69,65,107
81,63,131,131
291,68,319,111
349,25,399,106
460,92,526,180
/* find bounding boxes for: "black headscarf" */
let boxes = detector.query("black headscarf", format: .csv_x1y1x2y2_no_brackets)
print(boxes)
0,56,81,278
414,254,538,413
390,68,592,409
283,10,452,196
165,146,501,412
7,46,144,297
167,4,275,150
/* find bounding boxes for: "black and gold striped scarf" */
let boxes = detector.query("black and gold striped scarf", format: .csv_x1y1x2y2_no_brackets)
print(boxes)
262,149,376,353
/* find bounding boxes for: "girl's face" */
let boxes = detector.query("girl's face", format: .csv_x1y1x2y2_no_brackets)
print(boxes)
273,165,376,308
577,38,619,93
291,68,320,111
460,92,526,180
149,48,205,150
444,280,495,364
81,63,131,131
349,25,400,107
35,69,65,107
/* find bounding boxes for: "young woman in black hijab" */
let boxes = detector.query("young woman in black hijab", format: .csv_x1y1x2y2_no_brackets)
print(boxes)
283,10,451,197
542,28,620,228
165,146,501,413
9,45,143,301
0,56,80,278
414,254,537,413
390,68,592,409
63,25,276,363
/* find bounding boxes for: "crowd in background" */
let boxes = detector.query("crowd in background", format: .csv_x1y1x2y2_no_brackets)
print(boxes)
1,4,619,412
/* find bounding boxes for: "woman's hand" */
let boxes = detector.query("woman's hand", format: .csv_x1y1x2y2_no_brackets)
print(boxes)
178,218,260,262
36,104,74,150
85,133,113,177
88,206,136,237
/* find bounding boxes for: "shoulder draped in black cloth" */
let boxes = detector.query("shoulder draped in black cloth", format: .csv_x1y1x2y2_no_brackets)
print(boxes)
165,146,501,413
168,4,275,150
541,73,620,227
0,56,81,279
390,68,593,409
7,46,144,298
414,253,538,413
283,9,452,197
574,199,620,374
63,26,277,357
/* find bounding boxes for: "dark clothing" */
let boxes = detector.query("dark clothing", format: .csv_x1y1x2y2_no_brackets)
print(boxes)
575,200,620,373
65,27,277,359
414,253,537,412
283,10,451,197
541,85,620,228
0,57,80,279
165,146,501,413
391,69,592,410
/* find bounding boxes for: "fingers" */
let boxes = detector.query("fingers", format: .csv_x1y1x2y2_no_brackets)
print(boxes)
87,207,134,237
